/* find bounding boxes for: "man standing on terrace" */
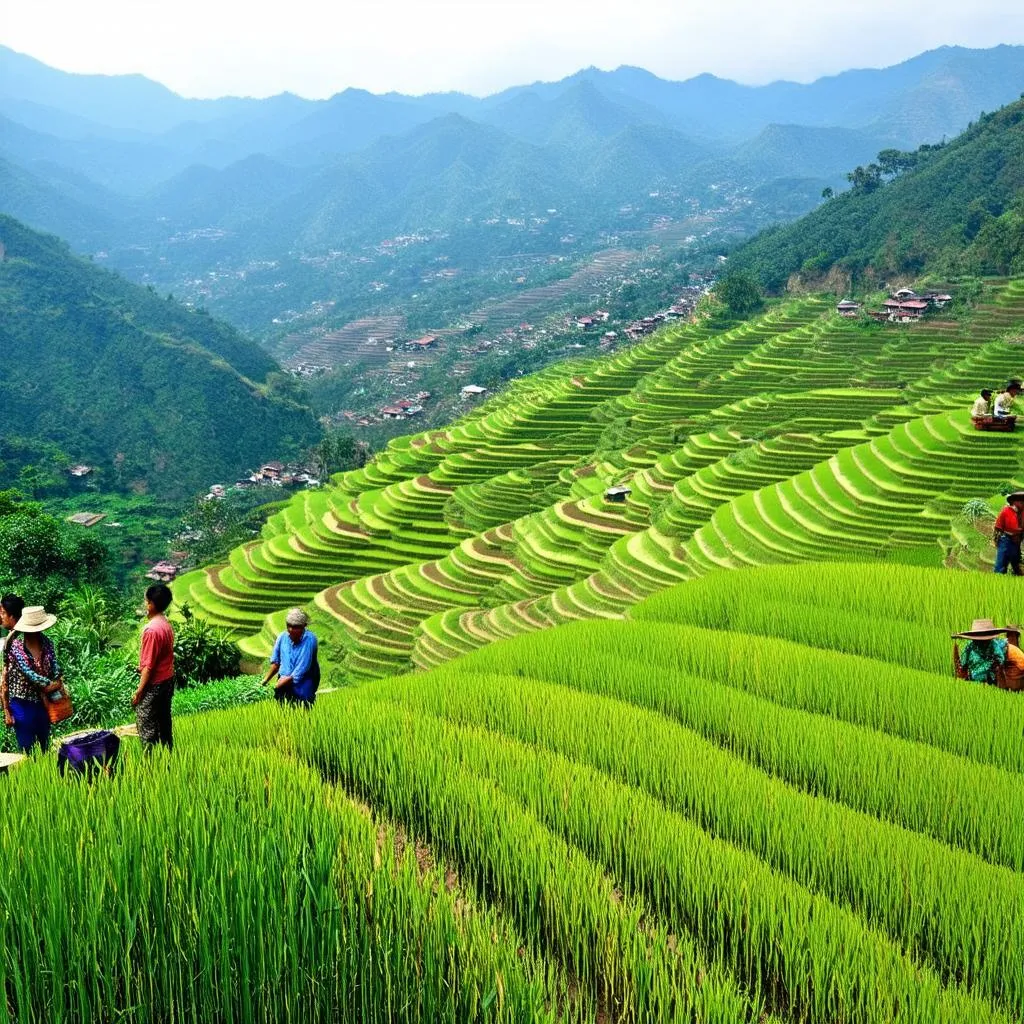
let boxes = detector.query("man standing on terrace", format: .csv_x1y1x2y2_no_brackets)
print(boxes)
262,608,320,706
993,492,1024,575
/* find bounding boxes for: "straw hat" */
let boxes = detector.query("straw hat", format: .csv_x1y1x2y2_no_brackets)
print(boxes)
15,606,57,632
951,618,1005,640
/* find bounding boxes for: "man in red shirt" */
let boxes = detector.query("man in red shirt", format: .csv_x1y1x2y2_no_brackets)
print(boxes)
993,492,1024,575
133,583,176,751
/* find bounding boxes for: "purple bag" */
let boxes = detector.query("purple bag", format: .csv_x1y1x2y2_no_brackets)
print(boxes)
57,730,121,779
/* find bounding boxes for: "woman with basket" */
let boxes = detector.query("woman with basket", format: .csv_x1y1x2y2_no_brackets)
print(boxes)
2,605,70,753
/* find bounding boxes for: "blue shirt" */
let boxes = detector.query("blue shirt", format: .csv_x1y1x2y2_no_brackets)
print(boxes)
271,629,319,702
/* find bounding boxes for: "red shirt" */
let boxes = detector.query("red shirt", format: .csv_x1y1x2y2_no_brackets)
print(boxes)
140,615,175,684
995,506,1023,536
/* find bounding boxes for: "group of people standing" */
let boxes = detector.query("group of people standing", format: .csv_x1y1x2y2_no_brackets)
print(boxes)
2,588,320,757
1,584,178,756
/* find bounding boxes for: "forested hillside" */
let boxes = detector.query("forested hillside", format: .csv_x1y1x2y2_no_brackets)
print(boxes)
730,98,1024,289
0,214,320,497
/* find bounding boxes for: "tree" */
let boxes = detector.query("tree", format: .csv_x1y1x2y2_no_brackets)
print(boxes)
821,187,834,200
0,493,110,606
308,430,363,480
713,272,764,318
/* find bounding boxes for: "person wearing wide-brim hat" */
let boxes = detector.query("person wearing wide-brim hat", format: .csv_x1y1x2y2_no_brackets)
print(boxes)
994,492,1024,576
3,606,64,753
952,618,1024,690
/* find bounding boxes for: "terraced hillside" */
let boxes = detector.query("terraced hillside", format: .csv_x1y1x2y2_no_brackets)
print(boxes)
175,279,1024,679
11,562,1024,1022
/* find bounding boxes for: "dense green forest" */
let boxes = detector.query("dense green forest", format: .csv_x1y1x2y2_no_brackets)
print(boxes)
729,98,1024,289
0,214,320,498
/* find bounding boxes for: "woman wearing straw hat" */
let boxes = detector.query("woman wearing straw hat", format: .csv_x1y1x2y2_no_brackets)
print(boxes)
3,606,64,753
952,618,1024,689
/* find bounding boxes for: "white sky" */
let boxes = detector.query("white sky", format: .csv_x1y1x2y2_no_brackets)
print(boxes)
5,0,1024,98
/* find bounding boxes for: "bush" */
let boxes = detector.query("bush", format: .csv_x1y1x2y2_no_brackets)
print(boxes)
174,605,241,685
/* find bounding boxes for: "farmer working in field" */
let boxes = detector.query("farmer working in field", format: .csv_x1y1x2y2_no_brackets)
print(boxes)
993,491,1024,575
262,608,320,707
952,619,1024,690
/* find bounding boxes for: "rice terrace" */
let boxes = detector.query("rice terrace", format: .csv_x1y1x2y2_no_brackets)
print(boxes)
3,276,1024,1022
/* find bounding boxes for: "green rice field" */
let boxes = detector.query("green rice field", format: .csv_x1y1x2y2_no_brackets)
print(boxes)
5,282,1024,1020
5,562,1024,1021
174,279,1024,681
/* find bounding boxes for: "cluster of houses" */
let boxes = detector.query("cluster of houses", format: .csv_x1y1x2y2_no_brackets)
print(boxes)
145,557,184,583
201,462,323,499
837,288,953,323
243,462,321,489
623,290,705,341
380,392,431,420
575,310,611,329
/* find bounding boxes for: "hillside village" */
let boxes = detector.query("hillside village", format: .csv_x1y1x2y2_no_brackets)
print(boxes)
305,280,710,430
836,287,954,322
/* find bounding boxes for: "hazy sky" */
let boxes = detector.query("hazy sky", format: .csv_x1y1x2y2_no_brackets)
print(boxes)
5,0,1024,98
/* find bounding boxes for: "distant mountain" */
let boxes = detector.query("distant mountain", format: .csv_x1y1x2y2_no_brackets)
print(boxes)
0,154,119,247
531,46,1024,146
253,114,569,249
0,44,252,136
273,89,441,162
725,124,890,183
145,154,315,231
0,113,183,193
729,98,1024,289
5,43,1024,171
0,214,320,497
483,79,669,147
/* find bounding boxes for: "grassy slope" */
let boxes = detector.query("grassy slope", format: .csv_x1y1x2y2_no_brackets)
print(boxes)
0,213,320,497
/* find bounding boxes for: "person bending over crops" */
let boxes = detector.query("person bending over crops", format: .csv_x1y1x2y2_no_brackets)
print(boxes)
132,584,176,752
263,608,320,707
952,619,1024,690
993,491,1024,575
2,605,64,753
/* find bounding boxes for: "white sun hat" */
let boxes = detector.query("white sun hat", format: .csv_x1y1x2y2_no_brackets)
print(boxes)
15,606,58,632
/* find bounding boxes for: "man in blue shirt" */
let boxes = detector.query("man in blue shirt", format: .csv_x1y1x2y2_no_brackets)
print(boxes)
263,608,320,706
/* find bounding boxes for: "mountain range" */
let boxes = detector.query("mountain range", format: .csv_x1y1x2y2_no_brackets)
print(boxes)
3,42,1024,338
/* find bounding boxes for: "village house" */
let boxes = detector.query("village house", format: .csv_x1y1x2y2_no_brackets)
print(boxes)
406,335,439,351
69,464,93,478
67,512,106,527
882,298,929,322
461,384,488,399
258,461,285,482
145,560,182,583
604,485,632,503
381,406,406,420
837,300,861,318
